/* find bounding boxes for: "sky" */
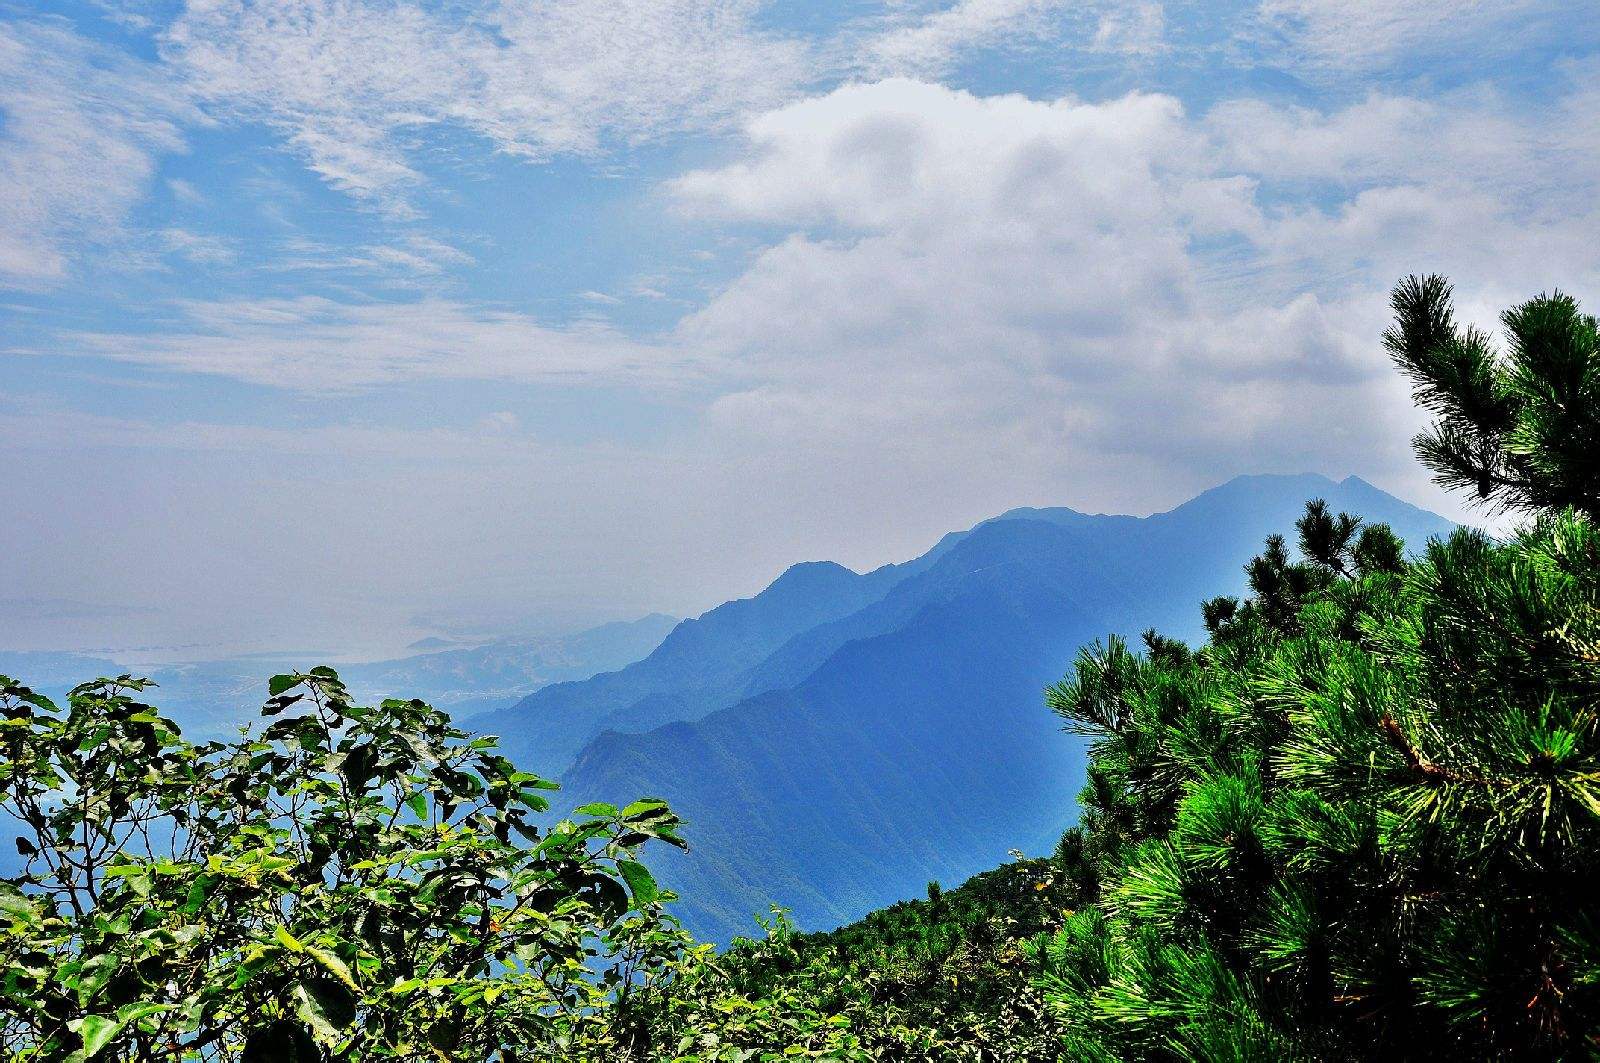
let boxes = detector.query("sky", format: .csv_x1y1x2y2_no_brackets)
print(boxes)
2,0,1598,659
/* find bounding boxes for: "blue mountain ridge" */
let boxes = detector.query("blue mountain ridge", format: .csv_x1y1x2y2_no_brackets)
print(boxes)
474,555,944,770
478,474,1457,943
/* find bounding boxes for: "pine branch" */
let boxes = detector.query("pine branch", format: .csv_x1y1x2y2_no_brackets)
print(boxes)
1377,713,1482,786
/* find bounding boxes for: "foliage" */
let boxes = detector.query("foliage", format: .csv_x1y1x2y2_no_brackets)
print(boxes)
0,644,1082,1061
1386,273,1600,519
1032,278,1600,1060
0,668,692,1061
627,859,1076,1061
0,669,923,1062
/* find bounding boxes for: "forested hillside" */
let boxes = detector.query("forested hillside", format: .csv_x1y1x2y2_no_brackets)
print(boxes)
1,276,1594,1060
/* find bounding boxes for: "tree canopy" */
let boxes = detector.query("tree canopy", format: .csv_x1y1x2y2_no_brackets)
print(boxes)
1386,274,1600,519
1030,276,1600,1060
0,669,691,1060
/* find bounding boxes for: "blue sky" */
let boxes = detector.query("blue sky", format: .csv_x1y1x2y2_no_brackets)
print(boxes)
3,0,1597,658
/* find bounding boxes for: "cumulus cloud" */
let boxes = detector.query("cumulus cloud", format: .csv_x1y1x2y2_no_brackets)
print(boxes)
666,73,1600,512
0,21,199,286
161,0,812,211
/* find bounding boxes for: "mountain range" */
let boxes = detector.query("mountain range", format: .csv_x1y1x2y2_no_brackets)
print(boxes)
474,474,1457,942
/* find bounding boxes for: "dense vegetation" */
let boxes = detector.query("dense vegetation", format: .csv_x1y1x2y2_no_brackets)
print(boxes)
0,668,708,1060
1040,508,1599,1057
1,274,1595,1060
1030,276,1600,1059
641,860,1077,1061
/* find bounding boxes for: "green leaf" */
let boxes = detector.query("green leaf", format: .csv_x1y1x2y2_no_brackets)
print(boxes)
617,859,659,905
307,946,359,991
574,802,619,817
274,925,306,953
75,1015,120,1059
0,882,35,924
621,799,672,821
182,874,213,914
115,1002,172,1027
268,674,301,696
262,693,304,717
77,725,112,752
75,953,118,1002
293,978,357,1044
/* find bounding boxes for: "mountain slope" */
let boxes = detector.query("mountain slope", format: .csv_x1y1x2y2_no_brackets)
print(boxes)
566,521,1111,937
338,612,680,713
539,474,1455,942
479,558,936,771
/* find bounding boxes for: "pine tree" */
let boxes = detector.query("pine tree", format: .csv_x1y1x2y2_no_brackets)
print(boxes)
1385,274,1600,519
1036,277,1600,1061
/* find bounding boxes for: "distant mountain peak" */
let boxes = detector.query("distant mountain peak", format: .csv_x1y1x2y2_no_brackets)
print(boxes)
405,636,457,652
995,504,1092,522
1162,472,1340,518
992,472,1381,530
1200,470,1340,494
766,559,859,590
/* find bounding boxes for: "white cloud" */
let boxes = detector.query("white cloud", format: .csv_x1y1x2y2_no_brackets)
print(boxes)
1091,1,1166,56
1256,0,1556,69
267,234,475,278
858,0,1064,76
852,0,1169,76
158,228,237,266
0,21,199,286
666,74,1600,514
479,410,521,434
161,0,812,210
46,69,1599,522
1203,90,1548,197
166,178,205,205
358,236,475,276
11,2,1594,652
56,295,721,391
